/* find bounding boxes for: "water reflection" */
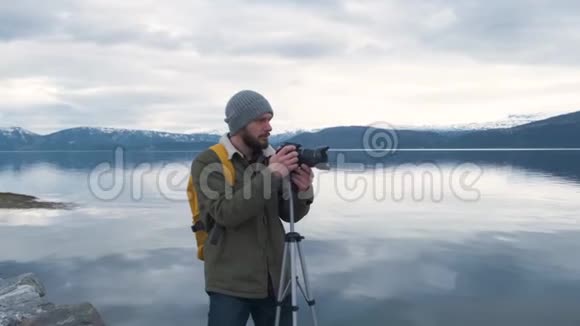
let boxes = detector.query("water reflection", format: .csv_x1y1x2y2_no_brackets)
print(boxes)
2,151,580,184
1,152,580,325
2,231,580,325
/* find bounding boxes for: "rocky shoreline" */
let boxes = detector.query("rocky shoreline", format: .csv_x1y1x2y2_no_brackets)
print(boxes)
0,193,72,210
0,273,105,326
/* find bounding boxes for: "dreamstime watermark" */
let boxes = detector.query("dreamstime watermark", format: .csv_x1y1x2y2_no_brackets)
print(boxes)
323,154,483,203
87,124,484,204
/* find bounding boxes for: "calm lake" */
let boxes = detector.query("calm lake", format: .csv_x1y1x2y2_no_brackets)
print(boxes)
1,151,580,326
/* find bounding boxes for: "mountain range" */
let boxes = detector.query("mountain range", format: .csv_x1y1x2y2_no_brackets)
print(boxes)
290,111,580,150
1,111,579,151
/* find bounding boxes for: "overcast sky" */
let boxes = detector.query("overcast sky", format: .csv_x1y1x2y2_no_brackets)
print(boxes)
1,0,580,135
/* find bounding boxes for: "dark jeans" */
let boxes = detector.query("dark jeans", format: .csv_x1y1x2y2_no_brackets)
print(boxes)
207,291,292,326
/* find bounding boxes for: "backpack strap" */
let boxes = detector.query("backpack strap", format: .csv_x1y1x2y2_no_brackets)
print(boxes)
188,143,236,261
209,143,235,186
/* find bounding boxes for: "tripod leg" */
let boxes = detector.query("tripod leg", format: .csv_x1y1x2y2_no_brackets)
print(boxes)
297,242,319,326
290,242,298,326
275,241,289,326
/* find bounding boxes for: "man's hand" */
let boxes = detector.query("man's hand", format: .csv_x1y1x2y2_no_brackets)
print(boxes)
291,164,313,192
267,145,299,178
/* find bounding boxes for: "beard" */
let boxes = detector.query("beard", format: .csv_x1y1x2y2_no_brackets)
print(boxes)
240,128,268,152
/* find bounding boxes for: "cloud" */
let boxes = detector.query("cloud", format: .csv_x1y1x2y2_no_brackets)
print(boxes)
1,0,580,133
0,0,350,56
2,0,579,61
0,1,73,40
412,0,580,65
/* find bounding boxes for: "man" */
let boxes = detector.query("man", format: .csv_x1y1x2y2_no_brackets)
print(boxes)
190,90,315,326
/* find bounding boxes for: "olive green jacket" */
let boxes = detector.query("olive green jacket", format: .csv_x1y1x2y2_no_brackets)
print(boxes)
190,135,314,299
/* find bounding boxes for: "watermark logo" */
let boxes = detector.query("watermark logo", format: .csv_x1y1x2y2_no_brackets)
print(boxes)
88,147,125,201
362,121,399,158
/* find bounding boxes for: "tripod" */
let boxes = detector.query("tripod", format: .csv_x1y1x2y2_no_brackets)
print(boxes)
275,176,319,326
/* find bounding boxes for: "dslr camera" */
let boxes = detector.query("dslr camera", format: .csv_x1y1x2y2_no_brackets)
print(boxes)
276,142,330,170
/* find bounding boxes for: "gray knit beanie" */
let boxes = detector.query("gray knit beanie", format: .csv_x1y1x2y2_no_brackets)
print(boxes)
224,90,274,135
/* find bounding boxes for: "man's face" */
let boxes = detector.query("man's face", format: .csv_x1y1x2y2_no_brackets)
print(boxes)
240,112,273,151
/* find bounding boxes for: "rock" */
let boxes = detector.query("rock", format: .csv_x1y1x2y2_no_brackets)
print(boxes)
0,192,72,209
0,274,105,326
19,303,105,326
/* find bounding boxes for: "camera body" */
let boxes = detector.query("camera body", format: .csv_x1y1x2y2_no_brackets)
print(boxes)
277,142,330,170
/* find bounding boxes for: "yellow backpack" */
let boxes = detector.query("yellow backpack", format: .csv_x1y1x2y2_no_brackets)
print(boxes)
187,143,235,261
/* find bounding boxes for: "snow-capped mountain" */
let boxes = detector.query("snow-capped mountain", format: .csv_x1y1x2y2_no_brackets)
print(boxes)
0,127,39,139
38,127,221,150
0,126,221,150
269,129,318,145
0,127,40,149
286,111,580,149
444,114,553,131
0,125,316,150
2,110,579,150
47,127,220,142
394,113,552,131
